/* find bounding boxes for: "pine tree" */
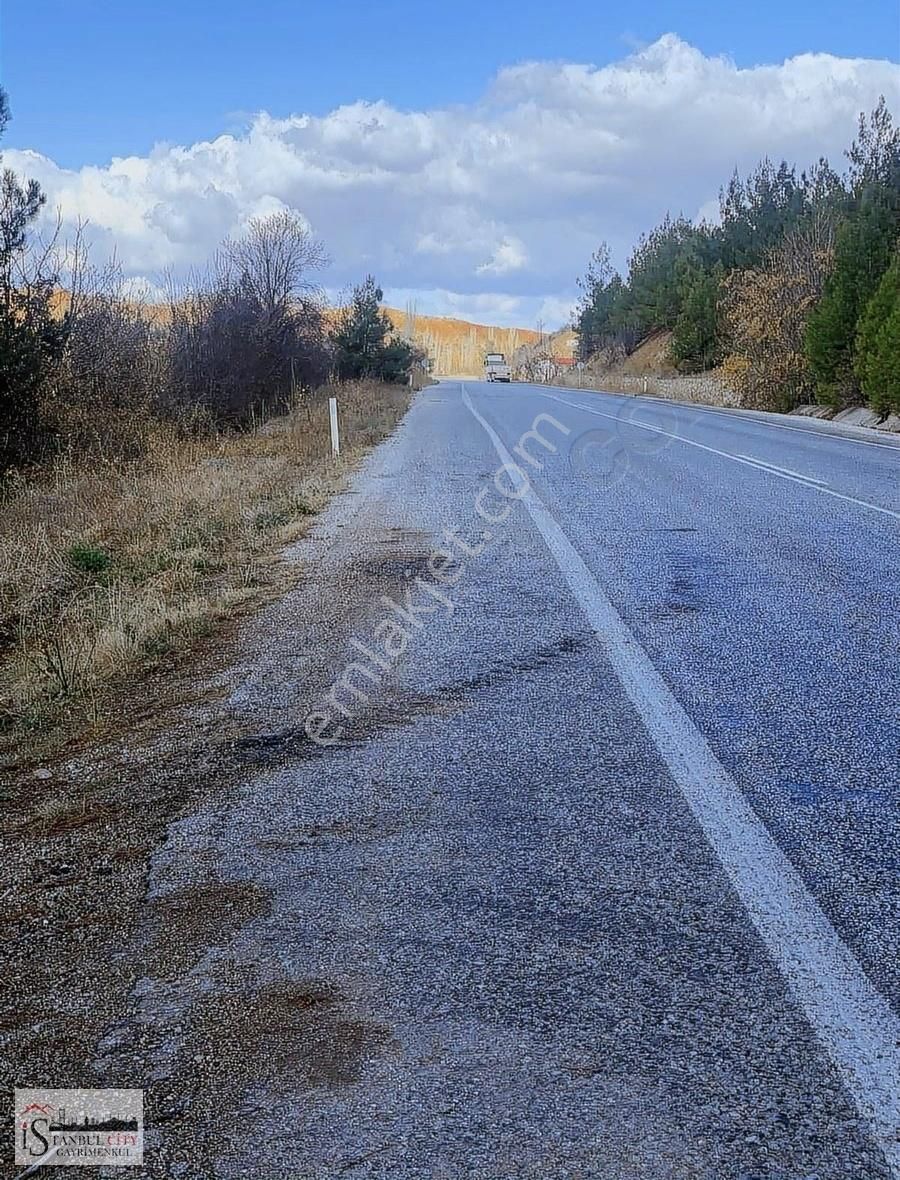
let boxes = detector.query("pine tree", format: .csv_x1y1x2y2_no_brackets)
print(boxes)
804,188,897,404
854,249,900,416
670,265,723,373
804,99,900,405
0,87,66,472
331,275,413,383
718,158,807,271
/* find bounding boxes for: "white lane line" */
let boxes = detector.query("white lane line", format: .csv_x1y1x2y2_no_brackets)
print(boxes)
539,384,900,453
653,399,900,453
463,387,900,1177
735,454,829,485
539,391,900,522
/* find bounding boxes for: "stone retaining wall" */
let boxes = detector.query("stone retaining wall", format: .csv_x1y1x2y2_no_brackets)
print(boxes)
541,371,738,407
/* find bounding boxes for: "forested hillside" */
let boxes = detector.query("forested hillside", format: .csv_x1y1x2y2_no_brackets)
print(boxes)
575,99,899,415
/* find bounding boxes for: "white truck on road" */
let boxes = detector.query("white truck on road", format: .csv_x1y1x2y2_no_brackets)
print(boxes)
484,352,512,383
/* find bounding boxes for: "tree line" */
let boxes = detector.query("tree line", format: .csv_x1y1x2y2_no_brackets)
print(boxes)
0,86,418,476
575,98,899,415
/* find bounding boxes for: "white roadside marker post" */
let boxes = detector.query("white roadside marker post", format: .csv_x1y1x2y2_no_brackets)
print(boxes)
329,396,340,458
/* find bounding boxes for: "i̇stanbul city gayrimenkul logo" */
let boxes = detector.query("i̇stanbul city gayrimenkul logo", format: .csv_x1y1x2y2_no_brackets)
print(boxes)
15,1088,144,1168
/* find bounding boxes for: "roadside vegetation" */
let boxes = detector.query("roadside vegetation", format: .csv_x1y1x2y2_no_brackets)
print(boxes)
0,86,424,760
575,98,900,415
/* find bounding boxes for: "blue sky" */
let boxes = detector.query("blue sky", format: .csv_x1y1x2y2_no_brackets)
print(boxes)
3,0,897,167
1,2,897,326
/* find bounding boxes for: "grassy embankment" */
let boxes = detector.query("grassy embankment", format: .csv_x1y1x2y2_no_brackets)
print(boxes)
0,380,414,767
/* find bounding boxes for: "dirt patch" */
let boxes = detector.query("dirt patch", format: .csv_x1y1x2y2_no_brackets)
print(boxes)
224,531,434,719
15,788,119,836
191,979,393,1087
144,881,273,978
138,979,395,1176
612,328,679,378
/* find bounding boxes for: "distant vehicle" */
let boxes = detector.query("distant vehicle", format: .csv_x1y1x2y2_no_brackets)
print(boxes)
484,352,511,383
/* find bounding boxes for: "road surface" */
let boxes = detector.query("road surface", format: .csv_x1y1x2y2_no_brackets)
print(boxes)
120,381,899,1178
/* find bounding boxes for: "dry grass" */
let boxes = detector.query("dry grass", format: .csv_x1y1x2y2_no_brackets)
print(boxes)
0,380,413,753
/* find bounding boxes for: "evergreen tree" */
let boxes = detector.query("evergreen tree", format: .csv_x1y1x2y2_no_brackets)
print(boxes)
804,99,900,405
670,265,724,373
854,249,900,416
0,88,66,472
626,216,703,331
804,187,898,403
718,158,807,271
574,245,632,359
331,275,413,383
846,95,900,195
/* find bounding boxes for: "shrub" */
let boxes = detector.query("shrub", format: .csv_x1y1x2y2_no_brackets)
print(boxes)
68,542,112,575
722,212,836,410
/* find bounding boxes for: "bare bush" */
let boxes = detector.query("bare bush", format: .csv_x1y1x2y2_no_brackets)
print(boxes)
164,281,331,427
1,202,339,468
222,210,327,312
721,210,837,410
47,228,166,456
159,214,331,426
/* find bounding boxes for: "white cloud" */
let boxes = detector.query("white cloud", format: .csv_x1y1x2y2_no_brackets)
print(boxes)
382,286,574,327
476,236,528,276
4,35,897,328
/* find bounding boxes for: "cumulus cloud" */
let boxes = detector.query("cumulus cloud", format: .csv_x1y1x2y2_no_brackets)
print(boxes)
476,236,528,276
4,35,896,327
381,286,556,326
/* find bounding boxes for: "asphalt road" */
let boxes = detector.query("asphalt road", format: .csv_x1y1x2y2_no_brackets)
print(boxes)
126,381,899,1178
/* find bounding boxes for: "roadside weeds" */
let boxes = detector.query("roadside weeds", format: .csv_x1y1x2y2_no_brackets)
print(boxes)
0,380,414,770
